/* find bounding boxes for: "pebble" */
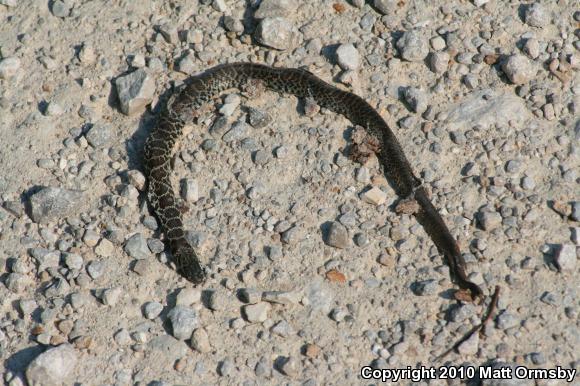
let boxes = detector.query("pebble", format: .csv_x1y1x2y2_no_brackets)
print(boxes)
223,120,248,142
279,356,300,377
191,328,211,353
29,248,60,271
143,301,163,319
324,221,350,249
101,286,122,306
157,22,178,44
167,306,199,340
396,29,429,62
176,52,196,74
501,55,535,85
402,87,428,114
497,312,519,330
212,0,228,12
361,187,387,206
262,290,301,305
218,357,234,376
176,287,202,306
254,0,294,18
271,320,294,337
457,332,479,356
412,279,439,295
114,69,155,115
524,3,550,27
29,187,83,224
85,123,113,148
248,107,272,128
51,0,71,17
335,43,360,70
63,253,83,271
523,38,540,59
83,230,100,247
243,302,271,322
124,233,152,260
127,170,146,191
25,344,78,386
181,178,199,202
86,260,105,279
0,57,21,79
255,17,298,50
207,290,235,311
429,52,449,73
478,211,502,231
94,238,114,257
554,244,577,271
572,227,580,245
430,36,446,51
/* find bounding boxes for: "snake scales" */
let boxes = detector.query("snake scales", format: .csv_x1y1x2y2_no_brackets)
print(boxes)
143,62,483,299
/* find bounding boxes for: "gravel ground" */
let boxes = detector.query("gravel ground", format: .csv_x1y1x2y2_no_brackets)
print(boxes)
0,0,578,385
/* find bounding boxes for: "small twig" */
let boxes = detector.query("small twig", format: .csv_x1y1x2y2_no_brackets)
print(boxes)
435,286,501,362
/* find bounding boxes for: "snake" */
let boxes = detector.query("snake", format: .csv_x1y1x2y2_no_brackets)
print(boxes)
143,62,483,299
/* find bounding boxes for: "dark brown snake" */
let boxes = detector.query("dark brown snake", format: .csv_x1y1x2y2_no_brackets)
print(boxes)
143,62,483,299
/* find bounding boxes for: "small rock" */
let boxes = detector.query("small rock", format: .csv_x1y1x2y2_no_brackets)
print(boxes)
554,244,577,271
335,43,360,70
248,107,272,128
324,221,350,249
396,29,429,62
262,290,301,305
176,287,202,306
524,3,550,27
207,290,235,311
212,0,228,12
361,187,387,206
157,22,178,43
523,38,540,59
167,306,199,340
6,273,31,293
115,69,155,115
86,260,105,279
223,120,248,142
255,17,298,50
85,123,113,148
478,211,502,231
412,279,439,295
271,320,294,337
429,52,449,73
430,36,446,51
63,253,83,271
29,248,60,271
180,178,199,202
176,51,196,74
143,301,163,319
127,170,146,191
501,54,535,85
51,0,71,17
373,0,396,14
25,344,78,386
124,233,152,260
29,187,83,224
191,328,211,353
0,57,20,79
457,332,479,355
402,87,428,114
254,0,294,18
101,287,122,306
94,238,114,257
279,356,300,377
497,312,519,330
243,302,271,322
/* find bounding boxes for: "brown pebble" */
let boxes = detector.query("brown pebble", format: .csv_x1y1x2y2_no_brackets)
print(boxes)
304,343,321,358
326,269,346,283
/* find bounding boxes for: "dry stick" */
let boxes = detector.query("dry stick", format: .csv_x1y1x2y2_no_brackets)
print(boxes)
435,286,501,362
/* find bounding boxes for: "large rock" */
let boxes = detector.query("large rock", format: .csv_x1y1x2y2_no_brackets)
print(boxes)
115,69,155,115
444,89,531,131
254,0,294,18
25,344,78,386
29,187,83,224
396,29,429,62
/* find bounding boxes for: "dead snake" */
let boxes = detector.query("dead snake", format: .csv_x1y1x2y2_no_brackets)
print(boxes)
143,62,483,299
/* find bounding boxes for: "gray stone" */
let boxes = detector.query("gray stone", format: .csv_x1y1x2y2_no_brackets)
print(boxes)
0,57,20,79
373,0,396,14
262,290,301,305
396,29,429,62
29,187,83,224
524,3,549,27
218,357,234,376
243,302,271,322
497,312,519,330
124,233,151,260
143,301,163,319
571,202,580,221
403,87,428,114
25,344,78,386
176,287,202,305
6,273,31,293
167,306,199,340
457,332,479,355
29,248,60,271
279,356,300,377
207,289,235,311
86,260,105,279
181,178,199,202
478,211,502,231
239,288,262,304
281,226,301,244
501,55,535,85
101,286,122,306
223,120,248,142
157,22,178,43
336,43,360,70
85,123,113,148
148,335,189,360
324,221,350,249
429,51,449,73
176,51,196,74
412,279,439,295
115,69,155,115
554,244,577,272
248,107,272,128
523,38,540,59
444,90,531,131
51,0,71,17
271,320,294,337
254,0,294,18
223,16,244,33
63,253,83,271
255,17,298,50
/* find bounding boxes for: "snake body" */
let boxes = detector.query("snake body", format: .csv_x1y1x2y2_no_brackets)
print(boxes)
144,62,482,298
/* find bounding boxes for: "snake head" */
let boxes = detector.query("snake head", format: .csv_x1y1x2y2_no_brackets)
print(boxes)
172,241,206,284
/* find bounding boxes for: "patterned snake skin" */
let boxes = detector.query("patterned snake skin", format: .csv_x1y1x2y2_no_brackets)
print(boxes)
144,62,483,298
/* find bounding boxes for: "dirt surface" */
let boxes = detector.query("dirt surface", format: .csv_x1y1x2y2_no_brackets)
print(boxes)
0,0,578,385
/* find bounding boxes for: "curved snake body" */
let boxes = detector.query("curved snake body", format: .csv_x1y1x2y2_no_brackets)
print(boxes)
144,62,482,298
